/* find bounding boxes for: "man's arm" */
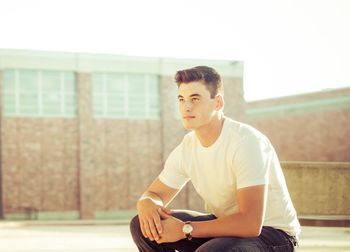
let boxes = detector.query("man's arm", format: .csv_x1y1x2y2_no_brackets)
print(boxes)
137,177,180,241
192,184,267,237
157,184,267,243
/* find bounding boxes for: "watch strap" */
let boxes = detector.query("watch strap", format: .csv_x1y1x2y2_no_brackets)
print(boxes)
184,221,193,240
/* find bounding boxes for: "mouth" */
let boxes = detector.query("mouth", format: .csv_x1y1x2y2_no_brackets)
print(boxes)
183,116,195,119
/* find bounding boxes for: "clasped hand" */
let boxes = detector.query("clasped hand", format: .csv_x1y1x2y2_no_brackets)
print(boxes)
137,200,185,243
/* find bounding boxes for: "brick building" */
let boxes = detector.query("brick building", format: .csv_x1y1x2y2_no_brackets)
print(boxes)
0,49,349,220
245,87,350,161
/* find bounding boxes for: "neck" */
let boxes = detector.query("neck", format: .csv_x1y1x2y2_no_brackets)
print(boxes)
195,113,225,147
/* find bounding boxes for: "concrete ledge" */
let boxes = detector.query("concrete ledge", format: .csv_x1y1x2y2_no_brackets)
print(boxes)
281,161,350,216
282,161,350,169
299,215,350,227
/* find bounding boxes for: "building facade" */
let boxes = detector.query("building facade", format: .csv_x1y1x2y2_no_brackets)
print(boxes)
0,49,244,219
245,87,350,162
0,49,349,220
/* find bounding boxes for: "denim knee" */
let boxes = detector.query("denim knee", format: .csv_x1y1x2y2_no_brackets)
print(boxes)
195,237,265,252
130,215,142,239
196,243,259,252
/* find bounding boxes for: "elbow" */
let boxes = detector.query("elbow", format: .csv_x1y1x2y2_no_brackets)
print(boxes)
243,219,263,237
247,225,262,237
245,211,264,237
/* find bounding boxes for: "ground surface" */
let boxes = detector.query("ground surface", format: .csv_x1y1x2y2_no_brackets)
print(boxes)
0,221,349,252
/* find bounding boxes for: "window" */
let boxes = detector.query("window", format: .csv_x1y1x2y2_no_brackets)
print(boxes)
92,73,160,119
2,69,77,117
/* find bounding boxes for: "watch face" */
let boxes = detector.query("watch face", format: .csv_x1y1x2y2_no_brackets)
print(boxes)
183,224,193,233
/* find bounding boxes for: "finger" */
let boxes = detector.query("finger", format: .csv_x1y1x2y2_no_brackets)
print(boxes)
143,221,154,240
158,208,171,219
156,237,164,244
139,220,147,238
153,214,162,234
161,207,173,215
148,219,160,241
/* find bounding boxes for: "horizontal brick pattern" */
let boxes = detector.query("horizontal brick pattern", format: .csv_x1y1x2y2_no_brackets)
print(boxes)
78,119,163,218
244,102,350,162
1,118,79,213
77,73,164,218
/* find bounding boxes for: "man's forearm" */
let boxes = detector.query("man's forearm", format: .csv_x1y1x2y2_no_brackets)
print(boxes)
138,191,164,207
191,212,263,238
189,184,265,238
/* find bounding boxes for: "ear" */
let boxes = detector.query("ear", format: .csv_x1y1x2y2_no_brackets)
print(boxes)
215,94,224,111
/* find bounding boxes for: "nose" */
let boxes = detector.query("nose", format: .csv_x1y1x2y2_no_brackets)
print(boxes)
184,101,192,111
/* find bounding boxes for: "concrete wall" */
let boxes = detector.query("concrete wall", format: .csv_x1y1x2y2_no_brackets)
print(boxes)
282,161,350,215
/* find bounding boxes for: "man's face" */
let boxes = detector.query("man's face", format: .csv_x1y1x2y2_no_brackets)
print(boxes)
178,81,218,130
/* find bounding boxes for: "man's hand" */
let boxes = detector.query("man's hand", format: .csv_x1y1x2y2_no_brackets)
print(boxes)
156,208,186,244
137,198,172,241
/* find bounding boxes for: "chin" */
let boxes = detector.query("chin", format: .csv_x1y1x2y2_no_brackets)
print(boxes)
182,122,195,130
184,126,194,130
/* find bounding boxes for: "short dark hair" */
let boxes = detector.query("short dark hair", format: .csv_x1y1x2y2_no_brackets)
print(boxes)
174,66,223,98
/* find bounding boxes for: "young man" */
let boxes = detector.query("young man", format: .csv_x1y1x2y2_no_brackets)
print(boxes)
130,66,300,252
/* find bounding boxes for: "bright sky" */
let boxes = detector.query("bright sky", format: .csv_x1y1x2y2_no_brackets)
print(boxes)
0,0,349,101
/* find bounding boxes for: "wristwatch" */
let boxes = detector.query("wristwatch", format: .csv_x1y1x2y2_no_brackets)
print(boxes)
182,221,193,240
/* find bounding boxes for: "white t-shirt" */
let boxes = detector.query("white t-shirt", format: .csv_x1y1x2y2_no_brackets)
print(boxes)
159,118,300,236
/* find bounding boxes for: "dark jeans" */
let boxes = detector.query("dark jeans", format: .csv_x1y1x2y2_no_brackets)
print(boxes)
130,210,298,252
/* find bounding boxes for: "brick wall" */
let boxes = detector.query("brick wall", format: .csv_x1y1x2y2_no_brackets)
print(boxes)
1,118,79,214
244,88,350,161
77,73,163,218
1,64,349,219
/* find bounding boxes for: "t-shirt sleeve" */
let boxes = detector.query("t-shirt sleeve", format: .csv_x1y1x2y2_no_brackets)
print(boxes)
159,143,190,190
233,135,273,189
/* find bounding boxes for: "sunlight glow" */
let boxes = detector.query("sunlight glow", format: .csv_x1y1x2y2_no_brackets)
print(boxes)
0,0,349,101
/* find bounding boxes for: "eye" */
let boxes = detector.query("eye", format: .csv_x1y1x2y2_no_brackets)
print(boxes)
178,98,184,102
192,97,200,102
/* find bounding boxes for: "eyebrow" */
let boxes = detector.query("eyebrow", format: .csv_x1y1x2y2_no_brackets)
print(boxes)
177,94,202,99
